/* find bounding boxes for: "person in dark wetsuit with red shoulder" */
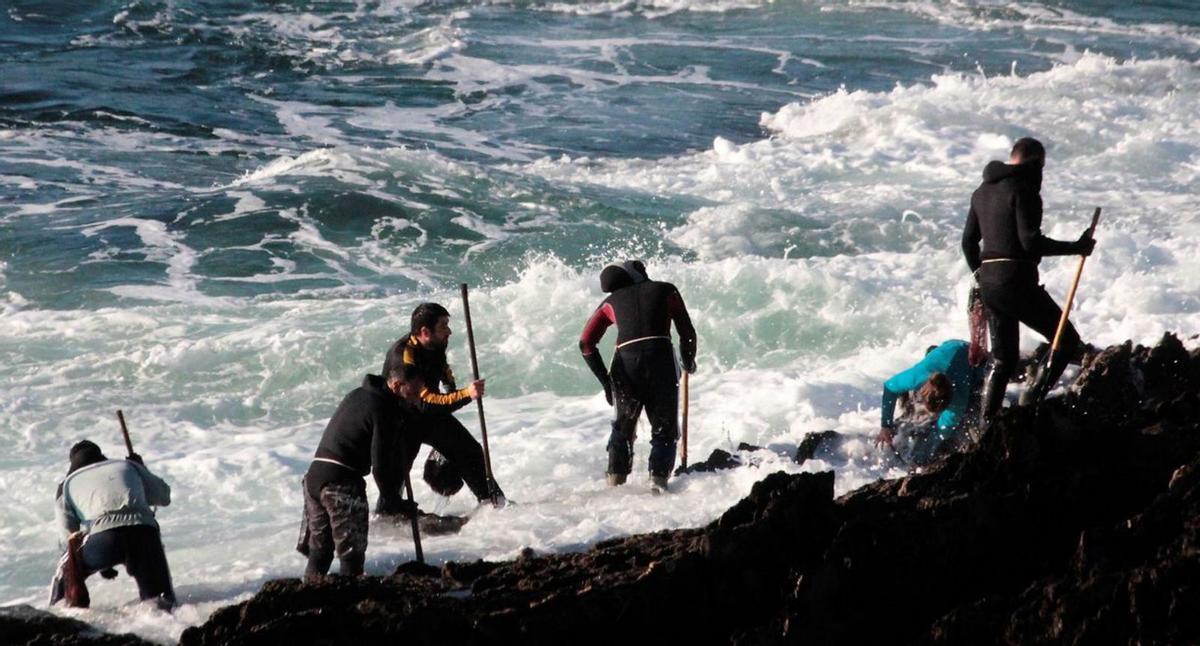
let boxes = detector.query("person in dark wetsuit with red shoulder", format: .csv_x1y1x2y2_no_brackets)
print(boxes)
579,260,697,492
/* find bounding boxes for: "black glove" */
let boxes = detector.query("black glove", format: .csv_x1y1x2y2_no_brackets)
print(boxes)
100,568,119,579
682,357,697,374
126,452,144,465
583,351,613,404
1074,231,1096,257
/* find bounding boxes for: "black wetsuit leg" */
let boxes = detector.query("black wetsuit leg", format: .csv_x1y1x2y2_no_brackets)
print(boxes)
979,262,1082,414
981,300,1019,422
609,340,679,477
402,412,496,502
79,526,175,608
608,368,643,476
121,526,175,608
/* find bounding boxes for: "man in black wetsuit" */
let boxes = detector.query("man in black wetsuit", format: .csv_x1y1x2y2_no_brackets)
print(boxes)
299,364,422,580
961,137,1096,424
579,261,697,491
380,303,504,507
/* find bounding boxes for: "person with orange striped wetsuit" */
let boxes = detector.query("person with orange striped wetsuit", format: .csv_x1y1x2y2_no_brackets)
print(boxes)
381,303,505,508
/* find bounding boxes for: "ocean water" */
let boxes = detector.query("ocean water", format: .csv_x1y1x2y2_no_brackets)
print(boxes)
2,0,1199,640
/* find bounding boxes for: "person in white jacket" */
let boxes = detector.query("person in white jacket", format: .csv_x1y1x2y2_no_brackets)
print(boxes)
50,440,175,610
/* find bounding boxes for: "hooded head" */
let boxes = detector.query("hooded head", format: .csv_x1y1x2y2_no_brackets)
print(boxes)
599,260,649,293
984,137,1045,190
68,440,107,475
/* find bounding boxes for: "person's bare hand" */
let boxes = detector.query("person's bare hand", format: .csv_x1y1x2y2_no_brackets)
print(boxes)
874,426,895,449
468,379,486,399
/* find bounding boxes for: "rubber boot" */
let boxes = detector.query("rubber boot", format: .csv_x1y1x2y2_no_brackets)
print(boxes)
606,473,627,487
650,474,669,494
980,360,1013,427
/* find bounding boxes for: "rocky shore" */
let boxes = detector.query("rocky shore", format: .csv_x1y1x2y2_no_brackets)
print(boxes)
10,333,1198,645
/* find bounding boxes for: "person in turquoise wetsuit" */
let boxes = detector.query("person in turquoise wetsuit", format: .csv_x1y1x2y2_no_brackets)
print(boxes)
874,339,986,466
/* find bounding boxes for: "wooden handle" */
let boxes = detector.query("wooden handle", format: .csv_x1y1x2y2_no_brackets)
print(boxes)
680,372,690,469
1050,207,1102,354
116,410,134,457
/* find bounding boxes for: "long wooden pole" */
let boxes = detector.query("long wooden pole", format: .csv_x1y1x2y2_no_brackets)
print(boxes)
116,410,134,457
1048,207,1102,361
680,372,689,469
460,284,497,504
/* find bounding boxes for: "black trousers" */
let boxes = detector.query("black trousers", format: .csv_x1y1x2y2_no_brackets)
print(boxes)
978,261,1081,413
609,340,679,477
979,263,1080,365
79,525,175,609
396,412,493,502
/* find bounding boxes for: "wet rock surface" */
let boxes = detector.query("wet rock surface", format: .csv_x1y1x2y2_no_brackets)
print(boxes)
676,442,764,475
20,333,1199,645
0,604,154,645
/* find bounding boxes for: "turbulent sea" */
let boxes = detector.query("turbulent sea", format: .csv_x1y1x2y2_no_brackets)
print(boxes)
2,0,1199,640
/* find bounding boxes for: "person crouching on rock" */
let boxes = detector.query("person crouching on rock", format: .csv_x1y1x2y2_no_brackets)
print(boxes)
298,365,423,581
380,302,505,507
50,440,176,610
874,340,986,466
579,260,697,492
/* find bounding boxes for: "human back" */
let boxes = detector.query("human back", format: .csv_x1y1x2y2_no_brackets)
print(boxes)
59,459,168,534
602,279,682,344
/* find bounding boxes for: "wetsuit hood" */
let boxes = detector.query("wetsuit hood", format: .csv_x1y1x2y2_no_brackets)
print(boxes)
599,260,649,293
983,160,1042,190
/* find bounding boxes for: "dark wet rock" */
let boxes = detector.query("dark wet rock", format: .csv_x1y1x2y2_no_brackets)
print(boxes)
394,560,441,578
793,430,840,465
0,604,154,645
676,448,737,474
183,333,1200,646
440,559,503,586
676,443,764,475
378,511,470,536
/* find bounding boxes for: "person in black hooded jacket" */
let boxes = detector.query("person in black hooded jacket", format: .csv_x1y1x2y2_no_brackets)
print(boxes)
298,365,423,580
961,137,1095,424
579,260,697,491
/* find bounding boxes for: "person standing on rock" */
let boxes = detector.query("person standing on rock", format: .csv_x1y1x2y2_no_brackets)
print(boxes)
579,260,697,492
380,302,505,507
874,339,986,465
298,364,423,580
50,440,176,610
962,137,1095,424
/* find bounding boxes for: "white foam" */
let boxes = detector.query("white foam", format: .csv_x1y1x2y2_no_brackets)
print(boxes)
841,1,1200,50
530,0,773,19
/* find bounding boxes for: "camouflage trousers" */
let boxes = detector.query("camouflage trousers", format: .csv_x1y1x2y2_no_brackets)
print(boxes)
299,476,368,578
